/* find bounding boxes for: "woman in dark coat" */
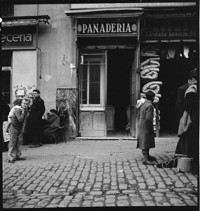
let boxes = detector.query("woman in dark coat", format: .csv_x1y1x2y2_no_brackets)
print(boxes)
175,84,198,173
156,84,198,174
137,91,156,165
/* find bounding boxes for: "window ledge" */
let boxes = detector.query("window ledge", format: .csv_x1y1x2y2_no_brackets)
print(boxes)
80,107,105,111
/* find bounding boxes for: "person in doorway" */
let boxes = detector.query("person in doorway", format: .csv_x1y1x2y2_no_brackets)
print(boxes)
27,89,45,148
8,98,30,163
137,91,156,165
175,68,197,122
136,93,146,109
42,109,60,143
174,73,198,174
175,83,198,154
156,68,198,174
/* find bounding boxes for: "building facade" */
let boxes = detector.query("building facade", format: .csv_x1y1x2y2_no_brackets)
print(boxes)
2,2,197,139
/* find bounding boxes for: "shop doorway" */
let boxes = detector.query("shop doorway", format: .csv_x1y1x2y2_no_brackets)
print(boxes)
106,49,134,137
158,45,197,137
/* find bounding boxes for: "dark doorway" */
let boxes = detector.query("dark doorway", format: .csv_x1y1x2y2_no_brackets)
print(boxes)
2,71,11,104
159,56,192,136
140,43,197,137
2,51,12,104
106,49,133,136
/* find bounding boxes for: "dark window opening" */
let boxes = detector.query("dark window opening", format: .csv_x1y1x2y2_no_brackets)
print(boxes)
2,71,11,104
2,51,12,66
1,5,14,17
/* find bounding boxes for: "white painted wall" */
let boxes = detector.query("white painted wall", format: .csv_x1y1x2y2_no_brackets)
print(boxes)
14,4,37,16
12,50,37,101
13,4,76,114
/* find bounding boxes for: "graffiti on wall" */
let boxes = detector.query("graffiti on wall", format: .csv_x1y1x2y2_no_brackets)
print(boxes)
14,85,36,99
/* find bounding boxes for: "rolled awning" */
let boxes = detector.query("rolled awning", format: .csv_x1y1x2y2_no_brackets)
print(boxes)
2,15,50,27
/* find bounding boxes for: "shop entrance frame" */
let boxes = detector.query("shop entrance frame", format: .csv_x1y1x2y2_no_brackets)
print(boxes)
77,43,140,138
68,9,143,138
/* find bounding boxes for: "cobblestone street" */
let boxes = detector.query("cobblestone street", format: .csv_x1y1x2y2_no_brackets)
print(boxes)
3,138,198,208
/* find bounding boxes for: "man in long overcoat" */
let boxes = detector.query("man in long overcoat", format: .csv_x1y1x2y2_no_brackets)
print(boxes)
28,89,45,147
137,91,156,165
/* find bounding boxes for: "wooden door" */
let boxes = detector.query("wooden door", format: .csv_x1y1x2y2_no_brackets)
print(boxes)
79,50,107,137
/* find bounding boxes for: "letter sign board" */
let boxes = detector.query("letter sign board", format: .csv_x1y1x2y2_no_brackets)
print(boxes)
2,27,35,48
143,19,196,40
2,33,33,46
77,19,138,37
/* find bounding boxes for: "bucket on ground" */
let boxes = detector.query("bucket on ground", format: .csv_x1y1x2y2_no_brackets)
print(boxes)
177,157,193,172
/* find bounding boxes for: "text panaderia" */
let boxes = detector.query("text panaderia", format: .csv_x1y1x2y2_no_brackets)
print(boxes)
78,22,137,34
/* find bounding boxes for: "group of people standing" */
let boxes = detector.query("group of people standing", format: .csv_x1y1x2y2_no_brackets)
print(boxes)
3,68,198,170
6,89,45,163
136,68,198,174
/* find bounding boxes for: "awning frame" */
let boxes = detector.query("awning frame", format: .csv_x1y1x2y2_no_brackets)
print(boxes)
2,15,50,27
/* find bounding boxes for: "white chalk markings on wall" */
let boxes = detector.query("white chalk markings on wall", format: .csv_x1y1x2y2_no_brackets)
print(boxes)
14,85,36,99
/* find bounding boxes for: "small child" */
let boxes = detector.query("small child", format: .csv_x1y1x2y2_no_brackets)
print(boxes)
6,99,22,133
136,93,146,108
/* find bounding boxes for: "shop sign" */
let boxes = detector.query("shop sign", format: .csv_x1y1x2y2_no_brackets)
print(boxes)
77,21,138,36
2,32,34,47
143,19,196,40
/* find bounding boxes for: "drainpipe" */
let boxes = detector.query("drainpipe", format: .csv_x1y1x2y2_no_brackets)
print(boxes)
36,4,42,81
36,4,39,48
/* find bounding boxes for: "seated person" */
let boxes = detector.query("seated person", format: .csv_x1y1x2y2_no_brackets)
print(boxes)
43,109,60,142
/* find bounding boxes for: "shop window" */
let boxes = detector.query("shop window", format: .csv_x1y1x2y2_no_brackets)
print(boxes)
80,51,106,109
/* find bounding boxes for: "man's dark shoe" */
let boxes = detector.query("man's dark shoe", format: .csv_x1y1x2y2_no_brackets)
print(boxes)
148,155,157,162
8,160,15,163
143,161,155,165
16,157,26,161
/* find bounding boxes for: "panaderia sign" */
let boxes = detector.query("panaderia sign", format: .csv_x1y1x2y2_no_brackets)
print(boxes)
77,20,138,36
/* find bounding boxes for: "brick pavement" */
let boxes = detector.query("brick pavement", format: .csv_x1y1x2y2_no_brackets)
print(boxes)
2,138,198,208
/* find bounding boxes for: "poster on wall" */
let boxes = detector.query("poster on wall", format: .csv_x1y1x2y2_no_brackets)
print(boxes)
56,88,77,137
